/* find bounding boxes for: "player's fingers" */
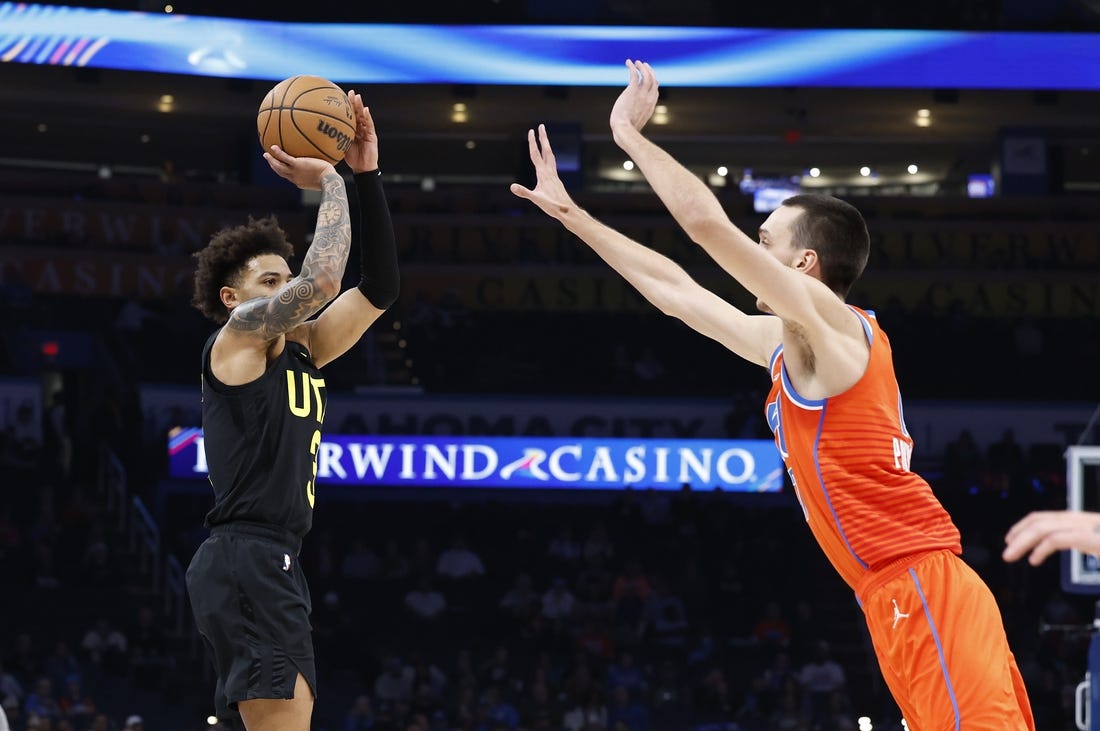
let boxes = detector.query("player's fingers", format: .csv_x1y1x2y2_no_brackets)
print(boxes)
509,183,533,199
1004,511,1046,543
266,145,296,164
537,124,556,164
1028,535,1060,566
526,128,542,162
1002,535,1034,562
642,62,658,92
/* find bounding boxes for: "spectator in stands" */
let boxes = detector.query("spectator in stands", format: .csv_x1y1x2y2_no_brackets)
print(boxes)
641,575,688,648
606,685,651,731
498,574,539,624
798,641,846,723
605,652,646,695
410,537,435,578
42,642,78,695
546,526,582,564
752,600,792,648
0,663,23,711
435,535,486,580
57,674,95,727
581,523,614,563
81,618,128,676
374,656,414,706
561,688,607,731
23,678,61,722
341,538,382,582
518,679,558,730
6,633,40,686
986,428,1025,494
942,428,984,490
541,578,577,623
344,695,375,731
611,559,650,640
478,685,519,731
381,538,411,581
478,646,514,690
128,606,172,688
404,577,447,622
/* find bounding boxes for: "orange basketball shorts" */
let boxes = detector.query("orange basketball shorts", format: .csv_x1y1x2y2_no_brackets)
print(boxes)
857,549,1034,731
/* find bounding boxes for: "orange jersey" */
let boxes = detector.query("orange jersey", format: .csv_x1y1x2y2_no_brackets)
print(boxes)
764,306,961,590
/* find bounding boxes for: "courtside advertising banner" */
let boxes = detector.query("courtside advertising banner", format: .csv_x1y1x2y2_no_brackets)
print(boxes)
168,429,784,492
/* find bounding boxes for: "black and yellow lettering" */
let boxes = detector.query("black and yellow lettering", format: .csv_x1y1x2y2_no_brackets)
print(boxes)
287,371,326,423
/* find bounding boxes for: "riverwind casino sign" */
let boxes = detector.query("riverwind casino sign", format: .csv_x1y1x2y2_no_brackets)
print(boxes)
168,430,784,492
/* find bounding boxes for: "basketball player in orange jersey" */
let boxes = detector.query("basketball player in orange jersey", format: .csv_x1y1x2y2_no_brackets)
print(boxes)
186,90,398,731
1004,510,1100,565
511,60,1034,730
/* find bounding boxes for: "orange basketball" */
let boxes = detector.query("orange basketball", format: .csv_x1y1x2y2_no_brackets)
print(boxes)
257,75,356,165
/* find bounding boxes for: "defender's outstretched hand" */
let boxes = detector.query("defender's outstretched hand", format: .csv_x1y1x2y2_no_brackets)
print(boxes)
344,90,379,174
1003,510,1100,565
610,59,660,135
510,124,577,220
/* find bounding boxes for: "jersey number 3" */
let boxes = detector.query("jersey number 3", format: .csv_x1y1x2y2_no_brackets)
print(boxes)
306,429,321,508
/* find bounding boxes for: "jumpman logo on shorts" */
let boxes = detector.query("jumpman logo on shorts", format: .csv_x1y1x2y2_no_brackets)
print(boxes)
892,599,910,629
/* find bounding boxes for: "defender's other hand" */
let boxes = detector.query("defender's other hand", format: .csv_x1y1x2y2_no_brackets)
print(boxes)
263,146,337,190
509,124,577,220
610,59,659,136
343,90,379,174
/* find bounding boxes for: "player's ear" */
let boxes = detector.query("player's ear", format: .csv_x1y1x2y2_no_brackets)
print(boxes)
219,285,239,309
794,248,819,273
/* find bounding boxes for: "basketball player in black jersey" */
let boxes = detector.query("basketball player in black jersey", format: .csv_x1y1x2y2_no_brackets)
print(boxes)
186,90,398,731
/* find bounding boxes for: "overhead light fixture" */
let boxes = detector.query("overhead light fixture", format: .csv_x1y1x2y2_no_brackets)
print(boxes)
623,160,635,171
917,108,931,118
907,164,919,174
859,166,871,177
915,117,931,127
808,167,821,178
716,166,728,177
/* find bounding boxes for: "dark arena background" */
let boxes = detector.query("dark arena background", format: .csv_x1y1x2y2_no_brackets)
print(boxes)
2,1,1100,730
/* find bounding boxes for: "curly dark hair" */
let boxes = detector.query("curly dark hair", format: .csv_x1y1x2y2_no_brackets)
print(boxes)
191,215,296,323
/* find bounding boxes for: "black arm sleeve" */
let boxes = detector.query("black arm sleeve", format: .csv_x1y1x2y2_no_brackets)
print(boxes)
353,169,400,309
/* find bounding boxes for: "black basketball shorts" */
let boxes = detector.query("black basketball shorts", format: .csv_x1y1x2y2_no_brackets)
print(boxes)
185,522,316,721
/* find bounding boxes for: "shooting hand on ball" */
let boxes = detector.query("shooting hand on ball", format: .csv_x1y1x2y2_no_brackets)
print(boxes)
343,90,379,174
263,145,337,190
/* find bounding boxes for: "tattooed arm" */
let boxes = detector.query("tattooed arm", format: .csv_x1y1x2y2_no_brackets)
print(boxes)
210,148,352,385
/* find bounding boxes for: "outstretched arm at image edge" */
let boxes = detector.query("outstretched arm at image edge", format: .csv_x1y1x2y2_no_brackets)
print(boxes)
1003,510,1100,565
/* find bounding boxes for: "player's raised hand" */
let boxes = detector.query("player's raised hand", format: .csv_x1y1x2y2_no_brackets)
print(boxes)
263,145,338,190
610,60,660,136
509,124,577,220
1003,510,1100,565
344,90,379,174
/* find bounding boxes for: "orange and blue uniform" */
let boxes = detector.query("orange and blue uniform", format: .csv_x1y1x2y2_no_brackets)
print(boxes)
765,306,1033,731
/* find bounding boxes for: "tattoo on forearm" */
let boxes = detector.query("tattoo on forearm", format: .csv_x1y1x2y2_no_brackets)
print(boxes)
228,171,351,337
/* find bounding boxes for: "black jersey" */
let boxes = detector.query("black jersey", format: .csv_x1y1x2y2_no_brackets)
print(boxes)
199,330,326,538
